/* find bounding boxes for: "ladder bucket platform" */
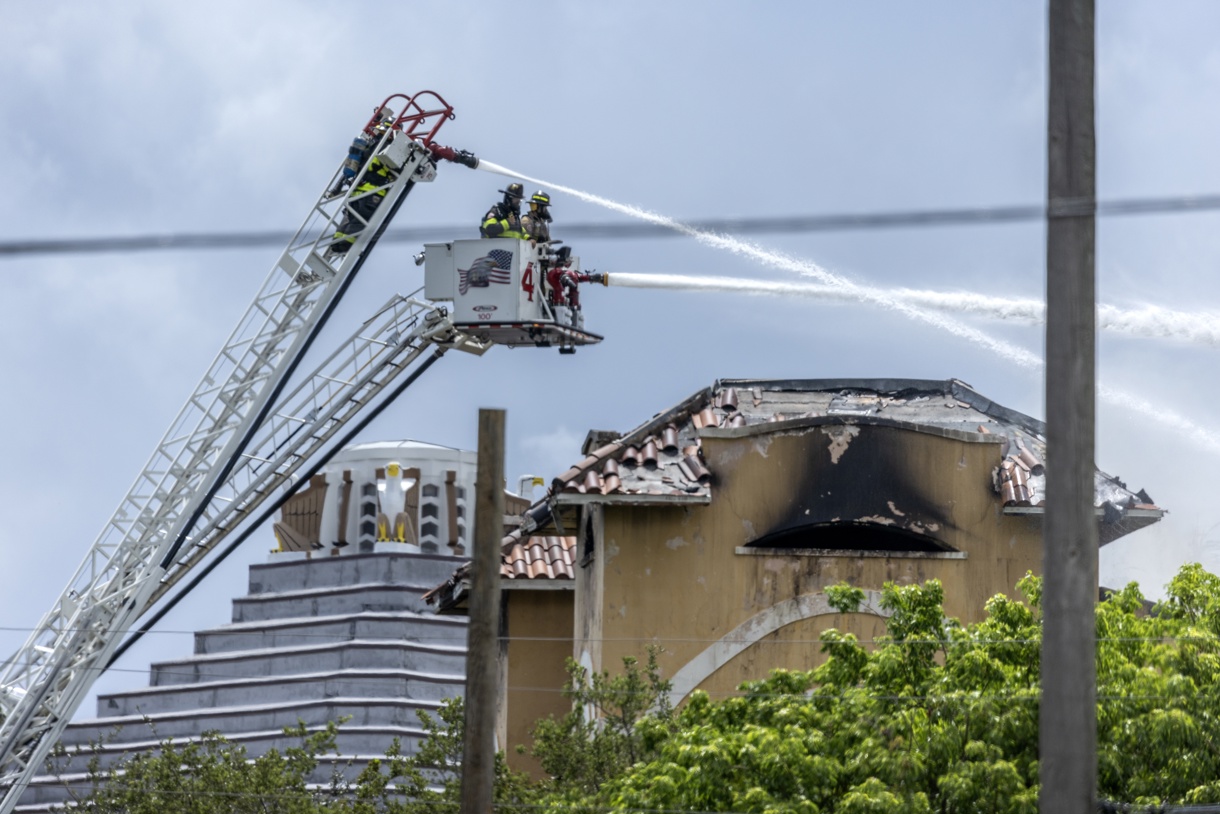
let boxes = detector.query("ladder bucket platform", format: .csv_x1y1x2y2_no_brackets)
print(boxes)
422,238,604,350
454,320,603,349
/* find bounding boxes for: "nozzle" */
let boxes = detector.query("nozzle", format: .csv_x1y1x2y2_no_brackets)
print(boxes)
429,144,479,169
588,271,609,286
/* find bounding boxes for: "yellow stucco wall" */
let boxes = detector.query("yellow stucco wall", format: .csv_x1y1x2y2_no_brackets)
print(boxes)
578,424,1043,700
505,589,574,777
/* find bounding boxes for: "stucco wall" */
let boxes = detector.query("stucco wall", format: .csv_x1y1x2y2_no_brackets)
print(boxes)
581,424,1043,701
505,589,574,777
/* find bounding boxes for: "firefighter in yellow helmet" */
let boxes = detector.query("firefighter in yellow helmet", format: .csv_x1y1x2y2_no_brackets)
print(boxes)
521,190,552,243
480,183,528,239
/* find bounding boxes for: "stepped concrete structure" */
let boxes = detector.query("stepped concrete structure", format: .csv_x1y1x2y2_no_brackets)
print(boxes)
16,440,519,812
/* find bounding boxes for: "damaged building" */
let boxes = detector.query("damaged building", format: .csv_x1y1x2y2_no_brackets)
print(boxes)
424,377,1163,776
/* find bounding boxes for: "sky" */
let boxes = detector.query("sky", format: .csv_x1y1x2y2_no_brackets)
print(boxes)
2,1,1220,720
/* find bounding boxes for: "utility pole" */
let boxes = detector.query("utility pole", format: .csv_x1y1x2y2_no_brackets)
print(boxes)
461,408,505,814
1041,2,1097,814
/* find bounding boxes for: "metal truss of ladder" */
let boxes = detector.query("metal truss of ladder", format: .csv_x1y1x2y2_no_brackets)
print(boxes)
0,114,447,810
149,293,491,608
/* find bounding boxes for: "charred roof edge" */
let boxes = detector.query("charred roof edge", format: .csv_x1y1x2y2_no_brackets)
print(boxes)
700,415,1005,445
717,377,960,395
618,386,714,448
948,380,1046,437
715,378,1047,439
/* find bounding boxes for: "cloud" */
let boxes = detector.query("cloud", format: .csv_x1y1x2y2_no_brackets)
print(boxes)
519,426,586,485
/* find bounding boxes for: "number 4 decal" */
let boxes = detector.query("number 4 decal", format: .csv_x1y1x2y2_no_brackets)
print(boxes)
521,263,534,302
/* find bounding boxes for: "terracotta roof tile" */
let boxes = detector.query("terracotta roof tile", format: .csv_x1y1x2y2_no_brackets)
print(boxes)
661,425,680,454
717,387,739,411
503,535,575,581
640,439,658,468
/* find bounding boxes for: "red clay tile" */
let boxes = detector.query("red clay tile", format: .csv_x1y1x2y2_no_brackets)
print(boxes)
684,454,711,483
641,439,659,469
718,387,739,411
662,425,679,454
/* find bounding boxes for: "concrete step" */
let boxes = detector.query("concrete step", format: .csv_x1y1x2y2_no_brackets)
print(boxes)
149,640,466,687
97,668,464,718
231,583,440,622
63,697,439,749
194,610,466,656
18,754,423,810
247,551,467,596
43,724,426,777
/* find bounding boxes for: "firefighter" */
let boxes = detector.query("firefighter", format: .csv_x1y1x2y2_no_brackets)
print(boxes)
545,245,605,311
328,106,394,199
480,183,528,239
521,190,552,243
330,154,396,255
329,107,398,256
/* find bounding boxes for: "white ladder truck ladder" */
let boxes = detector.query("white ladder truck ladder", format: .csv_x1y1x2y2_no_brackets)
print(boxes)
102,293,491,668
0,91,477,814
149,292,490,610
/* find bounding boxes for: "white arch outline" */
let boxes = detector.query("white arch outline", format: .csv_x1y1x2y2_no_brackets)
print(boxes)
666,589,891,706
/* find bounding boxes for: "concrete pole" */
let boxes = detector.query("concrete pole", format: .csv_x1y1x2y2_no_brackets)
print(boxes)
461,409,505,814
1041,2,1097,814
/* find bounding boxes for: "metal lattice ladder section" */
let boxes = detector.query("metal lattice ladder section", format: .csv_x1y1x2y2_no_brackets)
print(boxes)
0,93,459,814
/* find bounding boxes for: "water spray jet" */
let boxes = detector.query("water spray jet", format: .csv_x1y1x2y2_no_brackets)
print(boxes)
474,160,1220,453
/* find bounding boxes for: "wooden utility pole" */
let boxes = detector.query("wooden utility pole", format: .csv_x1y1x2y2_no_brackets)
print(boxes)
1041,2,1097,814
461,408,505,814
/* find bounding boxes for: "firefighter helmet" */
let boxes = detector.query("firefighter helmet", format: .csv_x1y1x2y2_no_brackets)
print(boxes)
500,183,525,199
531,191,551,207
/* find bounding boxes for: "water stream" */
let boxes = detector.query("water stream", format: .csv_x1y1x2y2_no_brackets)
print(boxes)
476,160,1220,453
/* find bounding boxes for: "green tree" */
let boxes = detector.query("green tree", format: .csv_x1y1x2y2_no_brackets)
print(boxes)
64,564,1220,812
528,644,676,799
67,721,344,814
577,567,1220,813
61,703,538,814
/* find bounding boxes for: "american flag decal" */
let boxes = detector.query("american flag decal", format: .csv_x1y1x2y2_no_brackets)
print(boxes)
458,249,513,295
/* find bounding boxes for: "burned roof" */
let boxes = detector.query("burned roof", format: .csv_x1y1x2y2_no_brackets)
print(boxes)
425,377,1163,609
544,378,1158,519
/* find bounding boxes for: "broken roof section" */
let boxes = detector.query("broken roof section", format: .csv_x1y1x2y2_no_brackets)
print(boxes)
531,377,1162,543
426,377,1164,611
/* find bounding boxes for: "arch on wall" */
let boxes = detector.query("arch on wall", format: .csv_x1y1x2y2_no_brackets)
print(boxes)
665,588,891,707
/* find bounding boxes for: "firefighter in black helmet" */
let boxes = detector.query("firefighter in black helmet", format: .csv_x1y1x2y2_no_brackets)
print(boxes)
521,190,552,243
480,182,528,239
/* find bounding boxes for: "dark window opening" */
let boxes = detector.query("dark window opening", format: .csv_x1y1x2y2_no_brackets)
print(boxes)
360,519,376,538
421,504,439,518
361,483,377,498
423,484,440,497
748,522,952,553
580,512,596,566
422,521,439,537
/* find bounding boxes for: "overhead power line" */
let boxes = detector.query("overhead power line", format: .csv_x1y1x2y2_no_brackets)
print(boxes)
4,193,1220,258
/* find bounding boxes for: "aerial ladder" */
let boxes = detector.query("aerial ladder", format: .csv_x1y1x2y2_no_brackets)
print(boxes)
0,90,606,814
